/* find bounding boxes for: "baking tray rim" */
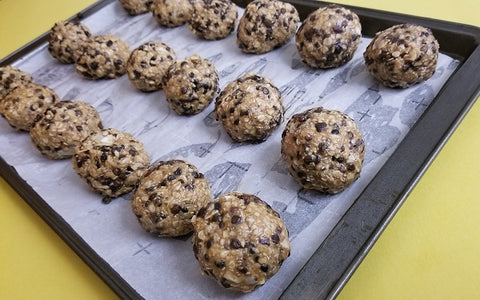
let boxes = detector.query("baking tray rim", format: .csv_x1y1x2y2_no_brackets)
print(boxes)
1,0,480,299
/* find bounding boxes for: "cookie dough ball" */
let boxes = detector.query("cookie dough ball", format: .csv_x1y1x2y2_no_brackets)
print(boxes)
118,0,153,15
0,83,59,131
295,4,361,69
48,20,92,64
132,160,212,237
126,41,176,92
214,73,284,143
364,24,439,88
0,65,34,100
163,54,219,115
188,0,238,40
281,107,365,193
192,191,290,292
74,34,130,79
30,101,103,159
72,128,150,202
237,0,299,54
151,0,193,27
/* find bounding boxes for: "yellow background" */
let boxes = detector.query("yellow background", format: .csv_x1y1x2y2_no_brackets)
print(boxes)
1,0,479,299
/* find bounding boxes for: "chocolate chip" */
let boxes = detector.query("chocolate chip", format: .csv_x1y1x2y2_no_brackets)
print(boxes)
259,237,270,246
271,233,280,244
171,204,182,214
231,215,242,224
197,207,206,218
230,238,242,249
215,260,226,268
206,239,213,248
315,122,327,132
260,263,269,272
238,265,249,274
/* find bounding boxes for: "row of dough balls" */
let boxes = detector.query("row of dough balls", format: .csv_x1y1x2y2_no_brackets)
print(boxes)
46,1,439,94
49,14,288,140
0,62,364,195
0,67,291,292
117,0,440,88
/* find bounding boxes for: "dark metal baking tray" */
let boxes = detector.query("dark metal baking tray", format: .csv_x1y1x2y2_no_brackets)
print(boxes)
1,0,480,299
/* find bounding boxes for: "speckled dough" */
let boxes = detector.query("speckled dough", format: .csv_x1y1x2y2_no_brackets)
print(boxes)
132,160,212,237
214,73,284,143
0,65,34,100
118,0,153,15
48,20,92,64
236,0,299,54
30,101,103,160
281,107,365,194
0,83,59,131
163,54,219,115
126,41,177,92
74,34,130,80
192,191,290,292
295,4,361,69
151,0,193,27
72,128,150,202
363,23,439,88
188,0,238,40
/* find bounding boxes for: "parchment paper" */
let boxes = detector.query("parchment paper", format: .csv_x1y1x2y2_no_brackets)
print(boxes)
0,1,459,299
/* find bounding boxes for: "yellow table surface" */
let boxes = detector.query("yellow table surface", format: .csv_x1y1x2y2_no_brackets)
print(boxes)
1,0,479,299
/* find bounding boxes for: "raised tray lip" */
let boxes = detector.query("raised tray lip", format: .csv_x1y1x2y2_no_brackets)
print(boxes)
1,0,480,299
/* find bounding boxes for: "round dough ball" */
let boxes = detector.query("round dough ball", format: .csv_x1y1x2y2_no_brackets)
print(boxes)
0,65,34,100
132,159,212,237
295,4,361,69
118,0,153,15
0,82,59,131
192,191,290,292
236,0,299,54
281,107,365,193
363,23,439,88
151,0,193,28
72,128,150,202
30,100,103,159
74,34,130,80
163,54,219,115
188,0,238,40
48,20,92,64
126,41,177,92
214,73,284,143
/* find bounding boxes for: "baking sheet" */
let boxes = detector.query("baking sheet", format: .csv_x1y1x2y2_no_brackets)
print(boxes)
1,0,480,299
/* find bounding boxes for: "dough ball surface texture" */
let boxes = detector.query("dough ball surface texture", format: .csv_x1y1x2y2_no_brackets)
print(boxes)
0,65,34,100
0,82,59,131
363,23,439,88
118,0,153,15
163,54,219,115
295,4,361,69
132,159,212,237
48,20,92,64
72,128,150,202
192,191,290,292
30,100,103,159
236,0,299,54
214,73,284,143
189,0,238,40
151,0,193,27
126,41,177,91
281,107,365,193
74,34,130,80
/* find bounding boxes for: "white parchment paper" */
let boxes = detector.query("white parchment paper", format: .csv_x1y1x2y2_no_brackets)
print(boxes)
0,1,459,299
